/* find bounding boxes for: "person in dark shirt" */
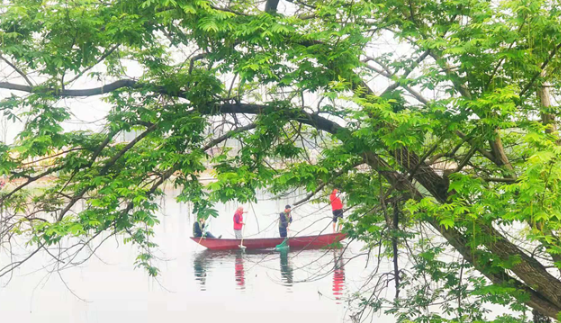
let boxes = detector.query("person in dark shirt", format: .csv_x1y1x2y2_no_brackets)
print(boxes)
279,205,293,238
193,218,218,239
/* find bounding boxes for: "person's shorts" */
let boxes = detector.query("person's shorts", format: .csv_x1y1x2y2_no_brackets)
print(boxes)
332,209,343,223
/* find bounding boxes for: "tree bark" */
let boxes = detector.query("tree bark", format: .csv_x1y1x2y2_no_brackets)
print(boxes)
265,0,280,12
539,79,558,141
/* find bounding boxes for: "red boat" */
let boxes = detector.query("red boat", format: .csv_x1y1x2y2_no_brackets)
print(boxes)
191,233,347,251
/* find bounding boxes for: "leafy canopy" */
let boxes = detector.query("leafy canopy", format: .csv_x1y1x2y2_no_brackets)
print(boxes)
2,0,561,321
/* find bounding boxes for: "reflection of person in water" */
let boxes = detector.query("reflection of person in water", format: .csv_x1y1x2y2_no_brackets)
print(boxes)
235,251,245,289
193,251,211,291
279,249,293,285
332,250,345,303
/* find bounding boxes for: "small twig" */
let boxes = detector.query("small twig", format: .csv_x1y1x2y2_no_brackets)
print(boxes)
520,42,561,97
454,145,477,173
65,44,121,85
0,54,33,86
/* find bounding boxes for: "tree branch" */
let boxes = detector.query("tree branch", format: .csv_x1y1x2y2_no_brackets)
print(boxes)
520,42,561,98
0,54,34,87
264,0,280,12
363,63,429,104
0,79,139,97
219,102,561,314
381,50,431,100
56,124,158,222
65,44,121,85
484,18,527,91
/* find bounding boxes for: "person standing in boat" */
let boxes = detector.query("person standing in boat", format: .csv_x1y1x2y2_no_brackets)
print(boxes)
279,205,292,238
193,217,218,239
330,189,344,233
233,206,247,239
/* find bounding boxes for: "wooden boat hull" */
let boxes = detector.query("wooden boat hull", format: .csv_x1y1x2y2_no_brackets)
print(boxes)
191,233,347,250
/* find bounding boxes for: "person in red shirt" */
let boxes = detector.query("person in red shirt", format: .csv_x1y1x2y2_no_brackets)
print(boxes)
330,189,344,233
233,206,247,239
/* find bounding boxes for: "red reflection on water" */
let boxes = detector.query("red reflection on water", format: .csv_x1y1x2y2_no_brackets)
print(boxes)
235,252,245,289
332,251,345,303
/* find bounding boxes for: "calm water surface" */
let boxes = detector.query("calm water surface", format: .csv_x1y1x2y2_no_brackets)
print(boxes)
0,189,391,323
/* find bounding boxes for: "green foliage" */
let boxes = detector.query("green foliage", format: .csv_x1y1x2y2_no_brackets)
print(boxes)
2,0,561,320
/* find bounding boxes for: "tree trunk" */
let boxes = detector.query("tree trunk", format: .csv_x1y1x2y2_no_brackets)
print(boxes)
538,79,558,141
533,309,552,323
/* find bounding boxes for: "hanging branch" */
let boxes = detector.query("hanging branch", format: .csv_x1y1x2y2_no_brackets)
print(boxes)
392,202,400,299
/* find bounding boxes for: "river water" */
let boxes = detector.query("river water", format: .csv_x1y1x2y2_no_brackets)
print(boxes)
0,189,394,323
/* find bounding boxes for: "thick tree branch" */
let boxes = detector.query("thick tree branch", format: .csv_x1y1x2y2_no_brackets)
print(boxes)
455,130,498,165
265,0,280,12
218,102,561,315
0,79,139,97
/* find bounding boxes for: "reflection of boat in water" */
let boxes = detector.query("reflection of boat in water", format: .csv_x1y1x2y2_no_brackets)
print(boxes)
193,249,277,291
192,249,340,294
191,233,346,250
332,250,345,303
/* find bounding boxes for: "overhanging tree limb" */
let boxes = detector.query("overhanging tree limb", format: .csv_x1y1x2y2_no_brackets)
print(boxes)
217,102,561,313
5,81,560,311
0,79,139,97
